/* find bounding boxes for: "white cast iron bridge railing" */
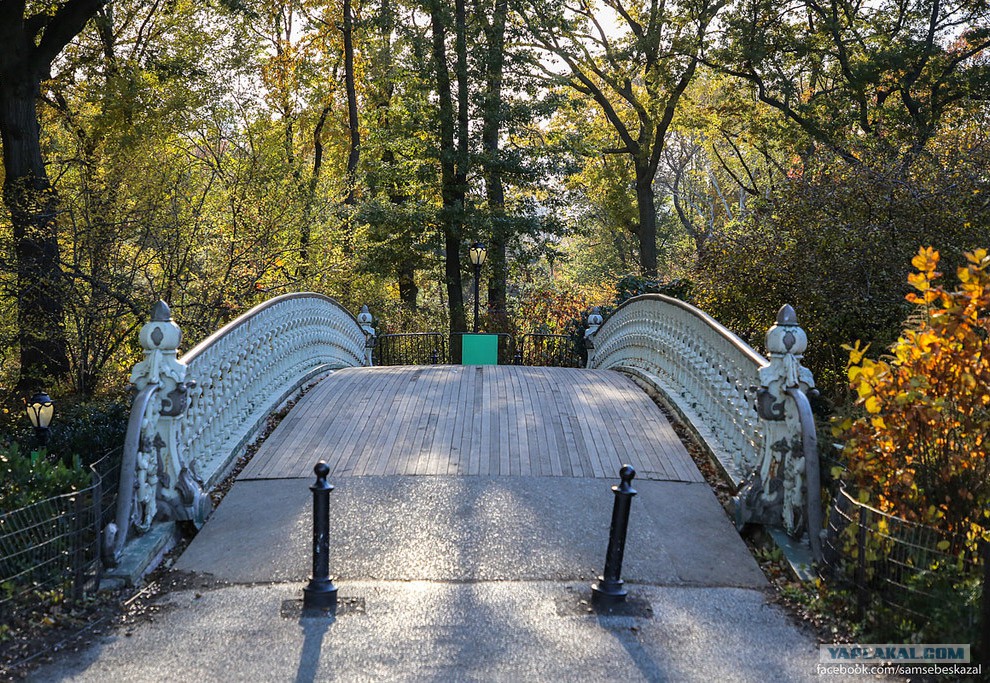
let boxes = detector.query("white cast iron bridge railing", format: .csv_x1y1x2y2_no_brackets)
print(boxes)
103,294,375,566
586,295,822,560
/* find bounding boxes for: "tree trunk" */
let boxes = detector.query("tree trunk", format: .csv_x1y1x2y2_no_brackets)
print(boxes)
397,264,418,311
342,0,360,206
0,0,107,390
429,0,467,335
634,162,659,278
298,105,331,281
483,0,508,325
0,72,70,389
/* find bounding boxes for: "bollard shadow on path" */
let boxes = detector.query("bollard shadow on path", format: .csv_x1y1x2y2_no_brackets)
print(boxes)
595,605,667,682
295,614,332,683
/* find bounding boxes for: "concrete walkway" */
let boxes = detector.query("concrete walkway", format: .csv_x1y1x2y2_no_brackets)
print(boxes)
28,475,862,682
26,368,869,681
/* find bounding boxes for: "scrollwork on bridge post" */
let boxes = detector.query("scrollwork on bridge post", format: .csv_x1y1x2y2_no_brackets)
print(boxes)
733,304,816,538
130,301,210,530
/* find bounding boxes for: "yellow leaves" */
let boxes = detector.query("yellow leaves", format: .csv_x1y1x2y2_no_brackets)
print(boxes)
906,246,944,305
911,245,940,278
842,340,870,366
907,271,931,292
831,418,853,437
965,248,989,269
835,246,990,538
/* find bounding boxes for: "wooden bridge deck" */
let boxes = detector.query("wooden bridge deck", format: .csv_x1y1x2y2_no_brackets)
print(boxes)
238,365,703,482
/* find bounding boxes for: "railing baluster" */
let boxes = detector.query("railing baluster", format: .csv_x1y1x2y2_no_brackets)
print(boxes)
587,295,817,542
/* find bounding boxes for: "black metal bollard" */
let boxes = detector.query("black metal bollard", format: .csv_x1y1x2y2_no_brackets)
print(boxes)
303,461,338,611
591,464,637,605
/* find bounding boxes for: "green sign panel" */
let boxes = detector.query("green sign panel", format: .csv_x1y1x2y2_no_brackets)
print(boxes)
462,334,498,365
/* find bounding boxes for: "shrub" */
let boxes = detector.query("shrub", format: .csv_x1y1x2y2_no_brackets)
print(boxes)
613,274,693,305
0,394,126,513
834,247,990,539
0,443,92,513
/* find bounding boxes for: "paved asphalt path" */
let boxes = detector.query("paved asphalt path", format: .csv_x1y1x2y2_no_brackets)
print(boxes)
24,474,886,682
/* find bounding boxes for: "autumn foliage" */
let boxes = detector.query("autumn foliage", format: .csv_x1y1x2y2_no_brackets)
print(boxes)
835,247,990,538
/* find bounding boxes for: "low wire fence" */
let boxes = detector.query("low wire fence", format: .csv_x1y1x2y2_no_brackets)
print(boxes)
822,487,989,651
0,449,122,624
373,332,583,368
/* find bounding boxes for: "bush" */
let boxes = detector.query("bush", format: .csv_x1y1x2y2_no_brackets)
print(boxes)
44,397,128,468
0,394,126,513
834,247,990,539
0,443,92,513
693,142,990,403
613,275,693,305
0,394,127,469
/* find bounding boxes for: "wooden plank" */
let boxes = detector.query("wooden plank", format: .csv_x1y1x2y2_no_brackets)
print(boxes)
409,365,445,474
534,372,563,476
446,365,471,475
597,373,654,477
516,369,538,477
426,368,457,475
323,369,378,476
549,372,579,478
497,366,510,476
478,366,501,477
313,368,382,474
326,368,392,477
566,372,608,478
385,368,426,476
237,365,703,483
469,366,486,476
369,367,421,476
243,369,355,479
508,368,522,474
347,366,408,476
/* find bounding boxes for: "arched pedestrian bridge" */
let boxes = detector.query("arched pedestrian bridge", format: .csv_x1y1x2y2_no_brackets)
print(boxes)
104,291,821,572
40,292,838,682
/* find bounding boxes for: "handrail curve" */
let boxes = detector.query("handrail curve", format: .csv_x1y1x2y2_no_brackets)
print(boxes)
587,295,820,545
109,293,370,567
179,294,367,487
589,294,767,480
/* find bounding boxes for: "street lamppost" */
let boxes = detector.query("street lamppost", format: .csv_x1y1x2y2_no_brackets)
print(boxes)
25,390,54,448
468,242,487,333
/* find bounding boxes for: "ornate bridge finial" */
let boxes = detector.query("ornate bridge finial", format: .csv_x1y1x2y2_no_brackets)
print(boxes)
150,299,172,322
735,304,817,546
358,305,376,365
584,306,604,368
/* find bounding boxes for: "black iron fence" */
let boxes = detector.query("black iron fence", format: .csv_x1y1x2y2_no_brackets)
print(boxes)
518,333,582,368
0,449,122,623
376,333,448,365
373,332,582,368
823,487,989,651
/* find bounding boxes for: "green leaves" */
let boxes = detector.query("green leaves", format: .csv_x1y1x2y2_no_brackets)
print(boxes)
0,443,92,514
